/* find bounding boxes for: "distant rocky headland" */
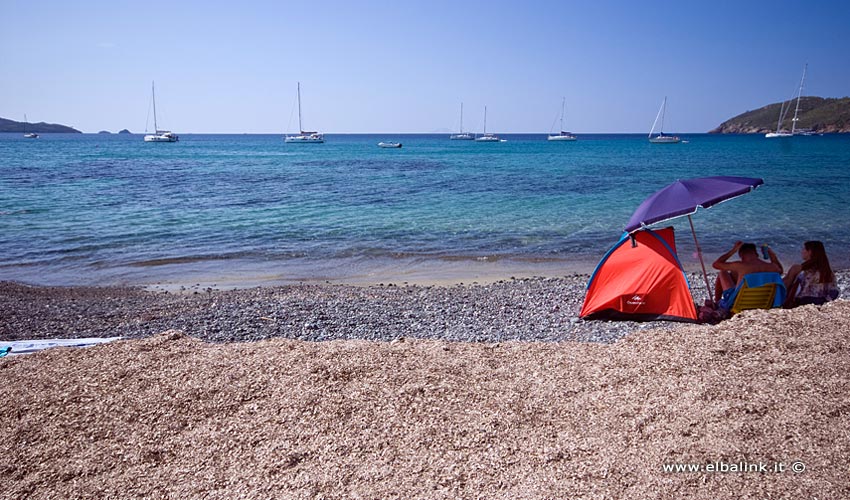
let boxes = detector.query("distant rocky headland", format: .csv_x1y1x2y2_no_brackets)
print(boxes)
0,117,82,133
710,96,850,134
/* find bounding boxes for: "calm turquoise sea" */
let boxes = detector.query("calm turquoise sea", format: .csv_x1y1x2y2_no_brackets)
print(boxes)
1,133,849,286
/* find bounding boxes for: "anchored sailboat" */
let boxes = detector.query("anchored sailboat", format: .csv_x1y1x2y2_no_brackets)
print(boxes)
548,97,576,141
143,82,178,142
475,106,502,142
285,82,324,143
450,102,474,140
648,97,681,144
23,114,38,139
766,64,807,138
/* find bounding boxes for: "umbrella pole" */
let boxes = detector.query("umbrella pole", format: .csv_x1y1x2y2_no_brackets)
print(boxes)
688,214,713,302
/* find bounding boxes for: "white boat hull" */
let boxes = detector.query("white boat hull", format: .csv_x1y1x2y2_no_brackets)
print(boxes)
450,134,474,140
649,135,681,144
475,131,501,142
284,136,324,143
378,142,402,148
765,132,793,138
144,134,178,142
24,133,39,139
548,135,577,141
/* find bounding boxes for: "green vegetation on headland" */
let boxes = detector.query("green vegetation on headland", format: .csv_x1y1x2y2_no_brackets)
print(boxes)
710,96,850,134
0,117,82,133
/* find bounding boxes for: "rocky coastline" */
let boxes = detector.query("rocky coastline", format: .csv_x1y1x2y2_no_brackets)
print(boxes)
709,123,850,134
708,96,850,134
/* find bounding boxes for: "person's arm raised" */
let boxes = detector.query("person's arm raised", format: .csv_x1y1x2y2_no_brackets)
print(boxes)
767,247,783,274
713,241,743,271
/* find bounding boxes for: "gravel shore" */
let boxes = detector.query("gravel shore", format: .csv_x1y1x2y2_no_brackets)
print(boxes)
3,271,849,344
0,273,686,344
3,272,850,498
3,302,849,499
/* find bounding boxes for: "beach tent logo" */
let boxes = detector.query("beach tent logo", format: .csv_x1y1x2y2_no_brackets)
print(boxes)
628,295,645,304
581,227,697,322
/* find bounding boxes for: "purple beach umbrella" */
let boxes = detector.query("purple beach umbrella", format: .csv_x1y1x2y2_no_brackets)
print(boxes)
625,176,764,299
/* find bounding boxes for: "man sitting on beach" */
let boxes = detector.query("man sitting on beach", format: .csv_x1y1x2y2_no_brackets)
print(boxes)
712,241,783,309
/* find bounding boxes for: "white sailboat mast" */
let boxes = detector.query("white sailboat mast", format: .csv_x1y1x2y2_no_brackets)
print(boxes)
460,102,464,134
483,106,487,134
560,97,565,132
297,82,303,133
151,81,158,133
649,97,666,138
791,63,807,134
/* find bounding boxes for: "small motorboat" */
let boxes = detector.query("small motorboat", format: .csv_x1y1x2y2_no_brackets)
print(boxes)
378,142,402,148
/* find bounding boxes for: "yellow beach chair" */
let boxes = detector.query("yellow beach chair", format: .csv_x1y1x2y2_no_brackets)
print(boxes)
729,272,786,315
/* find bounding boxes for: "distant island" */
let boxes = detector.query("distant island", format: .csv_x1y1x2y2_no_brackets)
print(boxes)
0,117,82,133
710,96,850,134
118,129,131,134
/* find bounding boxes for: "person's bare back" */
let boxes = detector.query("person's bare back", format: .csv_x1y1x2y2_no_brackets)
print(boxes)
713,241,783,294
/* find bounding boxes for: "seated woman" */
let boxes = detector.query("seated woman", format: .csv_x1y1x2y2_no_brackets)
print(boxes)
783,240,840,307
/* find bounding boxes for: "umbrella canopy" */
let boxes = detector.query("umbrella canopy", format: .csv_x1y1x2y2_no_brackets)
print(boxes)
624,176,764,302
625,176,764,233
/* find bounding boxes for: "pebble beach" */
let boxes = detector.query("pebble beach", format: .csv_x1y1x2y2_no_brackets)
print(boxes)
3,254,850,499
0,273,698,345
1,275,848,498
3,270,849,344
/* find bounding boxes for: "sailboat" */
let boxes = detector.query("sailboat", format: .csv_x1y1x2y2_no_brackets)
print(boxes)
284,82,324,143
143,81,178,142
766,64,807,138
474,106,502,142
450,102,474,140
23,114,38,138
648,97,681,144
548,97,577,141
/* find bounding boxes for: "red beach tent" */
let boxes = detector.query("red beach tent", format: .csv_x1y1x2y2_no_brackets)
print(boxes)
580,227,697,322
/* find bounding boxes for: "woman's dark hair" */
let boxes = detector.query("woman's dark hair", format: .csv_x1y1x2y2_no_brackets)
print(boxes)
801,240,834,283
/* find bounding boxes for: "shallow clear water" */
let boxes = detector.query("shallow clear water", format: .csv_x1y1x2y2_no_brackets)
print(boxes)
2,132,849,286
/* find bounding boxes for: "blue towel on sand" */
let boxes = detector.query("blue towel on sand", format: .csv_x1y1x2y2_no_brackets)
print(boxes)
0,346,11,358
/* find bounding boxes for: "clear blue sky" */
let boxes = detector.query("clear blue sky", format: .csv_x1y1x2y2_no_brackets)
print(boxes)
2,0,848,133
